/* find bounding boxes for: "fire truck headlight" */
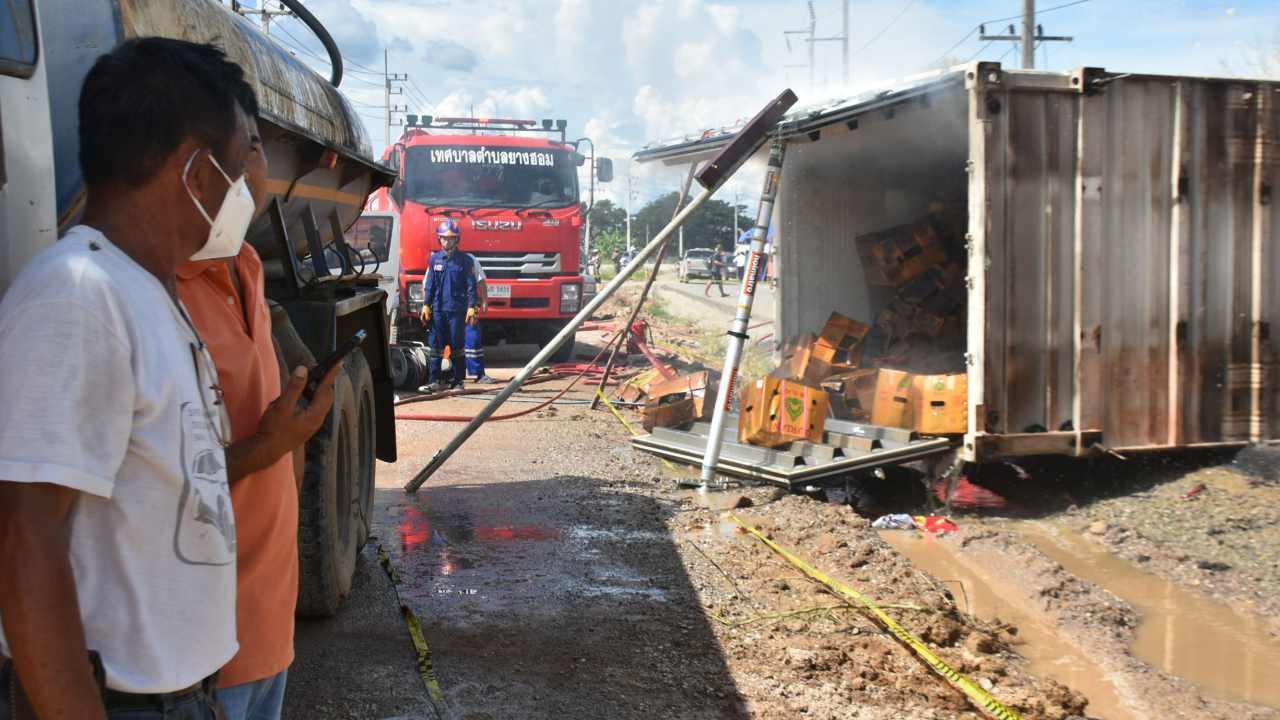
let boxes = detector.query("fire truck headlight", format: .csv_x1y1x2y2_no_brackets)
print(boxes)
559,283,581,314
407,282,424,302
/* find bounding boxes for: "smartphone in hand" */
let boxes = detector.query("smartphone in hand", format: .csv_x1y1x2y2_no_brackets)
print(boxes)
305,330,367,399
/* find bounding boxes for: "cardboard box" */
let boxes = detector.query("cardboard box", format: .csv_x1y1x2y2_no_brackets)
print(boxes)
647,371,714,420
769,332,817,381
643,395,696,432
616,365,677,404
870,368,913,429
858,222,949,287
821,368,879,412
911,373,968,435
739,377,829,447
806,312,871,384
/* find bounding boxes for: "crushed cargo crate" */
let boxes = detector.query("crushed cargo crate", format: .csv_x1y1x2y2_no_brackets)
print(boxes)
739,377,829,447
857,221,949,287
806,312,871,384
643,395,697,432
647,370,715,420
769,332,817,381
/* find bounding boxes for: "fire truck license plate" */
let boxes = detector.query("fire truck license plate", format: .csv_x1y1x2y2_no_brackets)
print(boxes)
487,284,512,299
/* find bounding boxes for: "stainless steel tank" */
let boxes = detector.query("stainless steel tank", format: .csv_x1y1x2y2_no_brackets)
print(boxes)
39,0,393,259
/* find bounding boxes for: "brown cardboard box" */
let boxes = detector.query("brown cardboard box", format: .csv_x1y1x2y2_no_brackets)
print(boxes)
616,365,677,403
739,377,830,447
643,395,696,432
858,222,949,287
821,368,879,412
769,332,817,381
805,312,871,384
911,373,968,435
870,368,913,429
647,371,713,420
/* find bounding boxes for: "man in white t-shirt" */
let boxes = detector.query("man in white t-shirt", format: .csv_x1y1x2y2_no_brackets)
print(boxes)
0,39,334,720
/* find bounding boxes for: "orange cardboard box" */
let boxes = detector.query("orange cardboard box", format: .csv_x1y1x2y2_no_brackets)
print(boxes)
859,222,949,287
739,377,829,447
647,371,714,420
805,312,871,384
643,396,697,432
911,373,968,435
769,332,817,381
870,368,913,429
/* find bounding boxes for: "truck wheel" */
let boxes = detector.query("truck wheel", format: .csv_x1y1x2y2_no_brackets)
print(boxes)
296,363,360,617
345,350,376,547
546,329,575,364
390,347,410,389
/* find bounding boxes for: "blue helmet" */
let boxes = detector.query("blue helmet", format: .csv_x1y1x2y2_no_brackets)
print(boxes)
436,218,461,238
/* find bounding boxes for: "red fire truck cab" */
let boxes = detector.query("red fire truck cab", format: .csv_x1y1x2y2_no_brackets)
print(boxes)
369,117,606,363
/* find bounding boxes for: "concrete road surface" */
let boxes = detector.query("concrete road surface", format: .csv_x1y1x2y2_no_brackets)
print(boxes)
651,272,776,331
287,335,746,719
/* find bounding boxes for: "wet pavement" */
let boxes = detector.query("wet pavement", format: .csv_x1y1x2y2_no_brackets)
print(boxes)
291,338,746,719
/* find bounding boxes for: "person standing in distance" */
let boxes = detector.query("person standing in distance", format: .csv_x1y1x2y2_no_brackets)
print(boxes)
419,218,478,391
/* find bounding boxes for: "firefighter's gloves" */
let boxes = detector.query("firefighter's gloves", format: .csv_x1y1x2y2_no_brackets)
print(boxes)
420,305,432,323
466,307,479,326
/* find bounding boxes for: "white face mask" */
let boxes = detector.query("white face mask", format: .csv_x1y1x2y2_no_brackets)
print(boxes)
183,149,255,261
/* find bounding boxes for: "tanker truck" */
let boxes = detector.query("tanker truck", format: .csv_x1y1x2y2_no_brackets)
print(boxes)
0,0,396,616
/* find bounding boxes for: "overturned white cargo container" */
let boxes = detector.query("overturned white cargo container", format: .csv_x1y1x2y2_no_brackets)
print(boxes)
636,62,1279,467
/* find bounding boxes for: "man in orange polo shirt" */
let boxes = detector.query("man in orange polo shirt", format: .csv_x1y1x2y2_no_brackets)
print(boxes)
176,94,339,720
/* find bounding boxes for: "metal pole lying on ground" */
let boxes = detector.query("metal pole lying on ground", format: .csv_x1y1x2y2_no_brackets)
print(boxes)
405,89,798,493
698,140,786,491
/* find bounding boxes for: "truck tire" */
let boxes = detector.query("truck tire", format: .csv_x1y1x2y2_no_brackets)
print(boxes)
345,350,376,548
545,326,575,364
389,346,410,389
296,362,360,617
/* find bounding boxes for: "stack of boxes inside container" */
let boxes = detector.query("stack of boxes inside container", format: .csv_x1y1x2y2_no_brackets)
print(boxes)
740,207,970,448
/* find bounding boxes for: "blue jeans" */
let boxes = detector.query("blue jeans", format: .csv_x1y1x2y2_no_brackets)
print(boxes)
216,671,287,720
464,321,486,378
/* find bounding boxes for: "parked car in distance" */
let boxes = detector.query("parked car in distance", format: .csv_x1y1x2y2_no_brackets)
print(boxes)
677,248,716,282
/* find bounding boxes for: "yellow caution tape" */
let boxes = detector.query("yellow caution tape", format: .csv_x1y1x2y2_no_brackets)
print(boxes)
594,389,680,471
377,544,447,711
729,515,1024,720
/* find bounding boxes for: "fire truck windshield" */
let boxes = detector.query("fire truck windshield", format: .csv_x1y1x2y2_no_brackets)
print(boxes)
403,144,580,209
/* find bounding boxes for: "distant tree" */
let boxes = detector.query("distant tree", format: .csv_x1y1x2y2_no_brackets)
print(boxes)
632,192,752,258
587,199,627,244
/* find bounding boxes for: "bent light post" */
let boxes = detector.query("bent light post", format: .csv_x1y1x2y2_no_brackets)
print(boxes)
405,89,797,493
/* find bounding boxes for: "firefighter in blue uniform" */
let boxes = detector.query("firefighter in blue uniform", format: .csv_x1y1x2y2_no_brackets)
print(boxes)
420,218,478,390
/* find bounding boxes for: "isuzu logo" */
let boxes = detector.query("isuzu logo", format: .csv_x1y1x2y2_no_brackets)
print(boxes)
473,220,523,231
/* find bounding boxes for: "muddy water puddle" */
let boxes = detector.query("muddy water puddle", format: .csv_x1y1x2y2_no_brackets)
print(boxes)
1011,520,1280,710
880,530,1137,720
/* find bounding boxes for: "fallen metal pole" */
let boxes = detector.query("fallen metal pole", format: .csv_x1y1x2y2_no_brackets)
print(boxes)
405,186,717,492
698,139,786,491
589,163,698,410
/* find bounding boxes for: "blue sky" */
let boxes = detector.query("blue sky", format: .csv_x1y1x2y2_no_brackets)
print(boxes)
259,0,1280,206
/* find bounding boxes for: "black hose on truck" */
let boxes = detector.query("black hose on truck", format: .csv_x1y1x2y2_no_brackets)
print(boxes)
277,0,344,88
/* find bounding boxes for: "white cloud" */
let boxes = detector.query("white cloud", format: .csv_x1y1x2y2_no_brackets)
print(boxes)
296,0,1279,204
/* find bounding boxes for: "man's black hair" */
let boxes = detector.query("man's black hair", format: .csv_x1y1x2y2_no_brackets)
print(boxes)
78,37,260,188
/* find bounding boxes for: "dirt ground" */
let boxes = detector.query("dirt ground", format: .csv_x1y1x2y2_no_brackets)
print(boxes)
286,289,1280,720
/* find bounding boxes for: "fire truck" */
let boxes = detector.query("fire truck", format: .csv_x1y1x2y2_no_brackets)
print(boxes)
367,117,612,364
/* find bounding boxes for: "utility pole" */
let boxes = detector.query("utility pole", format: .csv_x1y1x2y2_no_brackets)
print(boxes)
384,48,408,149
233,0,292,35
625,170,633,253
732,185,739,245
783,1,816,88
1021,0,1035,70
978,0,1072,70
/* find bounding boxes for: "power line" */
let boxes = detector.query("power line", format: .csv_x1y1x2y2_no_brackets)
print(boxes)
850,0,917,59
966,40,997,62
930,0,1090,68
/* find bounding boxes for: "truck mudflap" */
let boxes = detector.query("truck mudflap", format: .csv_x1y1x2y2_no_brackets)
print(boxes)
631,416,955,489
